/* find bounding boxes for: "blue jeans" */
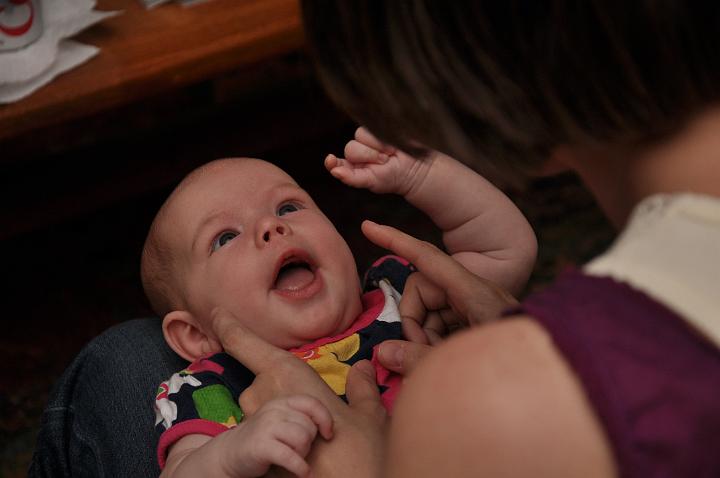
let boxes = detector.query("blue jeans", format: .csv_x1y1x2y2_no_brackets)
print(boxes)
29,319,187,477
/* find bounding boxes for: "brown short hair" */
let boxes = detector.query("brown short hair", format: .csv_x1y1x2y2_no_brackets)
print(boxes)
302,1,720,181
139,168,205,317
140,207,180,318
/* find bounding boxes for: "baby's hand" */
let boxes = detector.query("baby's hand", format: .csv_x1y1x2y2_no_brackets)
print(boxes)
325,126,430,195
221,395,332,478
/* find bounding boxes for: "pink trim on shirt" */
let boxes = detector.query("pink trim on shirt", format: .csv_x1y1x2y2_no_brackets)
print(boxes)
371,254,411,267
157,419,230,469
186,357,225,375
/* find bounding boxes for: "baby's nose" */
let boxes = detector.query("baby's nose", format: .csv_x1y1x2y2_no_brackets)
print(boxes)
263,224,286,242
257,217,291,246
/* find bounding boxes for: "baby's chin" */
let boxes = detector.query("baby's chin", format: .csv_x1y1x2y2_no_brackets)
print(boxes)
285,317,355,349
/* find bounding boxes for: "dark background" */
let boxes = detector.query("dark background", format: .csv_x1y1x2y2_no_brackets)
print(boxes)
0,52,613,476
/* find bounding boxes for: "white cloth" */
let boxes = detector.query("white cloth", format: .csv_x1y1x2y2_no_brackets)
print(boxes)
584,193,720,347
375,279,403,324
0,0,119,103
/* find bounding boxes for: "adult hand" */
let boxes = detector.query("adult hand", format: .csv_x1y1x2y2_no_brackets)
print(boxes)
211,308,338,420
304,359,387,478
377,339,433,378
212,309,386,477
362,220,519,339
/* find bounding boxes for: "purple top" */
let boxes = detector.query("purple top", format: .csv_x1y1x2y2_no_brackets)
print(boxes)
519,269,720,477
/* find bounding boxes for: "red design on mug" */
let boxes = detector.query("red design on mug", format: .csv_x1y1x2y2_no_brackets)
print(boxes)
0,0,36,37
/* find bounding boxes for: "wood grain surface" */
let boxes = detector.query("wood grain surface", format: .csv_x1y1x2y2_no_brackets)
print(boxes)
0,0,303,142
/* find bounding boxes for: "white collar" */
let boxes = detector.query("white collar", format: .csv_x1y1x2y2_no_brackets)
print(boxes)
584,193,720,347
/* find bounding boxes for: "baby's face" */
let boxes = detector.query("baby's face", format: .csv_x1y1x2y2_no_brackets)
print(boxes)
164,159,363,349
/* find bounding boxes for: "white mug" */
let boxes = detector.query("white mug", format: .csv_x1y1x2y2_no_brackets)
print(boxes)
0,0,43,52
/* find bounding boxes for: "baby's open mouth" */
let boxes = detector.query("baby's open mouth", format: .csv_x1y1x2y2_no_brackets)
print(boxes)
273,256,316,292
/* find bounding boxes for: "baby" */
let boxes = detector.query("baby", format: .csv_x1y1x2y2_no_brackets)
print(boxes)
144,128,537,477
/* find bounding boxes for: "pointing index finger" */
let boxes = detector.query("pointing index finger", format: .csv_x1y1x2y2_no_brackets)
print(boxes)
361,220,468,289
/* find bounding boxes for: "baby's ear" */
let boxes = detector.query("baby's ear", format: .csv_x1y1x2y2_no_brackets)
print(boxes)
162,310,222,362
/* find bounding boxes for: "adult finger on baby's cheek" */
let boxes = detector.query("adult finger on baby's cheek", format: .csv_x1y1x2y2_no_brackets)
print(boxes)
210,307,240,338
216,318,290,375
286,395,333,441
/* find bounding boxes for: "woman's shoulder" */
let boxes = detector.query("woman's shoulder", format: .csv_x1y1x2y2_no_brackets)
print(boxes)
430,316,575,389
388,317,617,477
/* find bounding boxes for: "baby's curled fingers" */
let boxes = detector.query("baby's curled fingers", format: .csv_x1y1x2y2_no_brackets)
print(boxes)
242,395,331,477
284,394,333,441
343,140,391,165
262,440,310,478
354,126,396,155
324,153,377,189
273,421,316,461
324,153,342,171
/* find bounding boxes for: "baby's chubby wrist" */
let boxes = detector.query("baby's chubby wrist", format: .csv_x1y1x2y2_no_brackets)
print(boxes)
213,423,256,478
399,151,440,202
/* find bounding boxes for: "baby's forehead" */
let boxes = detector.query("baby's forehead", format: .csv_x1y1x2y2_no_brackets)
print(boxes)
169,160,295,206
160,158,307,228
192,159,298,190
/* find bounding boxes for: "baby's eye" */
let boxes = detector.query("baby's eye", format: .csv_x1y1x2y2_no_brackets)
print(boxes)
211,231,239,252
277,202,302,216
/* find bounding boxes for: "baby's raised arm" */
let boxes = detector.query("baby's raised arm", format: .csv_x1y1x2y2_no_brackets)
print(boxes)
161,395,332,478
327,127,537,296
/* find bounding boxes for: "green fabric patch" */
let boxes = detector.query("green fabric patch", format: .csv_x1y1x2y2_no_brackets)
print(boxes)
192,384,244,425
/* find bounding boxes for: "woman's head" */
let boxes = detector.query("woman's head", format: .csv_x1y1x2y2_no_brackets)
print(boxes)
302,1,720,182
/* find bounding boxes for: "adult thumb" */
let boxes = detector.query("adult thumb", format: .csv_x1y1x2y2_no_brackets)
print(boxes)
377,340,432,376
345,360,384,418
